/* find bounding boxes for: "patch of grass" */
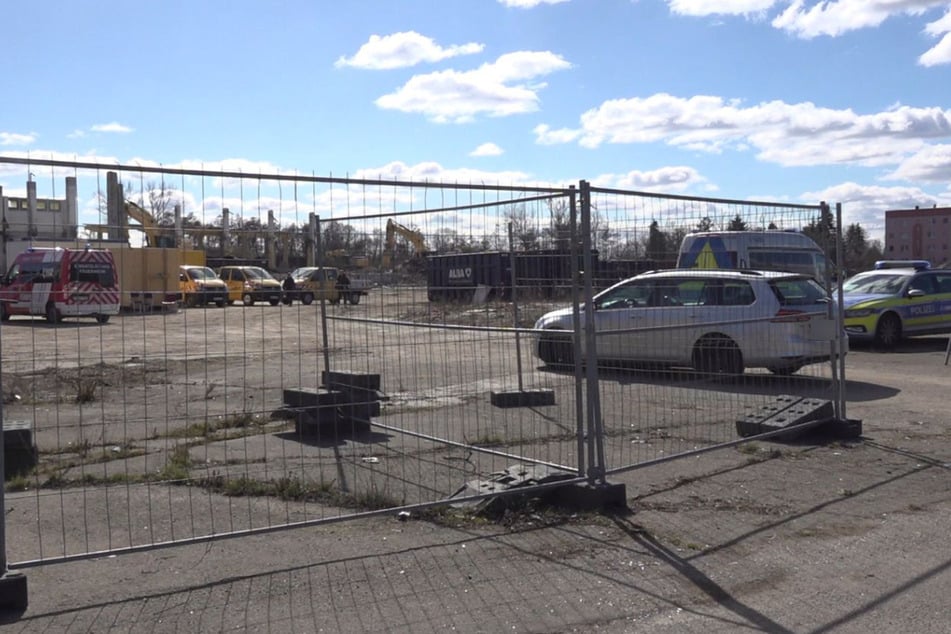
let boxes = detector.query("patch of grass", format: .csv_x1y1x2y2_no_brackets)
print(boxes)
156,445,191,482
41,473,69,489
349,488,402,511
164,412,265,440
4,475,32,492
472,434,505,447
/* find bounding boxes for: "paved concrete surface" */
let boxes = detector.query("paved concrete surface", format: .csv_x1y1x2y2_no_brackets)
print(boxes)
3,431,949,633
2,314,950,632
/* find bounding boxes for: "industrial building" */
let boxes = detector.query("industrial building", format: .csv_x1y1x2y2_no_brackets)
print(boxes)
884,206,951,267
0,176,80,270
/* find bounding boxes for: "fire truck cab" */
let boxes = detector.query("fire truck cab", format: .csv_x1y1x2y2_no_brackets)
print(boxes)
0,247,121,324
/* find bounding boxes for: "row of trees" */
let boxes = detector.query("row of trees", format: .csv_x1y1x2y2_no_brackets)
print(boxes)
122,182,883,274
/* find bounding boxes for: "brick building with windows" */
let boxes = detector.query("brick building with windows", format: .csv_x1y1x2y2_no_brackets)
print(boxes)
884,206,951,267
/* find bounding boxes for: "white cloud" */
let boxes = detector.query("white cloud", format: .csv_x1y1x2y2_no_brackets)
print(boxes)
885,143,951,181
802,180,949,239
591,166,708,192
91,122,133,134
498,0,568,7
0,132,36,146
351,160,534,185
667,0,951,63
668,0,780,17
335,31,484,69
0,150,122,180
470,142,504,157
920,9,951,65
67,129,86,139
376,51,571,123
536,93,951,169
772,0,948,39
533,123,583,145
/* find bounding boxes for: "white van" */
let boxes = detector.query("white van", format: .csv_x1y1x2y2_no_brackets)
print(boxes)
677,231,829,283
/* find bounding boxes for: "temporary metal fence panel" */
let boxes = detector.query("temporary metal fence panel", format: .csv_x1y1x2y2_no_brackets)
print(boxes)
0,158,584,569
0,158,844,575
578,184,847,478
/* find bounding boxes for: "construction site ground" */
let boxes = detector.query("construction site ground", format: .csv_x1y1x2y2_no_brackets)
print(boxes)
1,289,950,633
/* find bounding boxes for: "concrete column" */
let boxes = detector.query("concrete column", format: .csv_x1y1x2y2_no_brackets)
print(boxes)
266,209,276,270
106,171,120,241
65,176,78,238
26,180,37,237
1,185,7,271
307,213,317,267
221,208,230,256
174,204,183,248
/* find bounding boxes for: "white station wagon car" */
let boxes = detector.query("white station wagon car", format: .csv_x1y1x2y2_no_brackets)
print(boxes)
533,269,843,376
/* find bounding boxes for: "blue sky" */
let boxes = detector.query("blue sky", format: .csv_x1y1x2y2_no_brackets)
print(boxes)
2,0,951,243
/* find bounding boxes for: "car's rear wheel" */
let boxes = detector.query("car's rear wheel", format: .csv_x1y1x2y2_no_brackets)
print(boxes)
95,314,110,324
693,334,743,376
348,293,361,305
0,302,9,322
45,302,60,324
538,331,573,368
875,313,902,348
242,293,255,306
268,298,280,306
215,300,225,307
301,292,314,305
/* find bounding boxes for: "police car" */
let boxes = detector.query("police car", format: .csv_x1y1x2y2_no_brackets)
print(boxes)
842,261,951,347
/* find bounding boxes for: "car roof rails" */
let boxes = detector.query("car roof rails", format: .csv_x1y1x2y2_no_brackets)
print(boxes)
873,260,930,271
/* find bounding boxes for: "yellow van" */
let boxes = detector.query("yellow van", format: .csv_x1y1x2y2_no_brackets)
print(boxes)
217,265,283,306
179,265,227,307
283,266,340,305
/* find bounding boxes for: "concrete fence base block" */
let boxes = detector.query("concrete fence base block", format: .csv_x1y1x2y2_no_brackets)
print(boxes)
824,418,863,439
4,419,38,479
0,571,28,612
490,389,556,408
736,395,834,441
552,482,628,513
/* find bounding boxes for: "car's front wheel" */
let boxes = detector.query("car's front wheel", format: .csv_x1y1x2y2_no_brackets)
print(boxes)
242,293,255,306
538,330,573,368
46,302,60,324
0,302,9,322
95,314,110,324
301,292,314,305
875,312,902,348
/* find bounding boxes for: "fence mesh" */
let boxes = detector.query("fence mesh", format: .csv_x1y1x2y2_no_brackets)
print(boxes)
1,159,844,568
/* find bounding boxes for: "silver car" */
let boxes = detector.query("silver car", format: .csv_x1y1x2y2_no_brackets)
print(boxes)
533,269,842,375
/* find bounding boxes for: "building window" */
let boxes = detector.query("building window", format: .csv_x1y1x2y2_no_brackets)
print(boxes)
8,199,19,209
49,201,61,211
36,200,46,210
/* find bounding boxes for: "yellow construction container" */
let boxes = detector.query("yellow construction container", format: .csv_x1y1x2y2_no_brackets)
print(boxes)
17,240,206,310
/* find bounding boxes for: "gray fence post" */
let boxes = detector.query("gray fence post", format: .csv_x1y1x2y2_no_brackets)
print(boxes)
579,180,607,486
0,327,29,611
569,186,586,478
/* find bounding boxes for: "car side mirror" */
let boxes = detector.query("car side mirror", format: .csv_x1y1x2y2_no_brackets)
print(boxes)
907,288,926,298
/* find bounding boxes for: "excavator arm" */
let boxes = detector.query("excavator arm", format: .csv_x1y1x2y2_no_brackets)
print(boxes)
383,219,427,269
